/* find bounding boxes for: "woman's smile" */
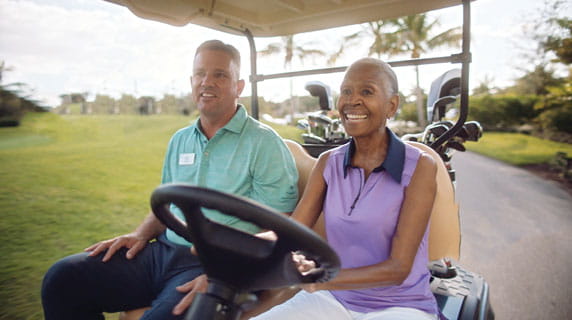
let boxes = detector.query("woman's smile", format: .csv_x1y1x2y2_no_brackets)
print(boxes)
344,113,368,121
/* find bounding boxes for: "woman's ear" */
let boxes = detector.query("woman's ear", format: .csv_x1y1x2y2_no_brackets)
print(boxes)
388,94,400,119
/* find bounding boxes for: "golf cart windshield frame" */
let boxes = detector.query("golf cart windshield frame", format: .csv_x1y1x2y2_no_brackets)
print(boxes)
106,0,473,151
242,0,472,150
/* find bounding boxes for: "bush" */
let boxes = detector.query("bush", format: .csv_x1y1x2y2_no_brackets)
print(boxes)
1,86,47,126
395,101,418,122
538,102,572,134
468,95,539,130
535,82,572,135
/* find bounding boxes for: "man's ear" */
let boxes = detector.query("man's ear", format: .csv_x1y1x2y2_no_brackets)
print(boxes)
236,79,246,97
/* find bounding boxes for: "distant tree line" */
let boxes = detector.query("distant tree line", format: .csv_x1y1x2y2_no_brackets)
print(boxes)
51,92,315,119
53,93,191,116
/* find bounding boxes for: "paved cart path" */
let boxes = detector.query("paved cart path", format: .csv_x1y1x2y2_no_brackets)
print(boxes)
452,151,572,319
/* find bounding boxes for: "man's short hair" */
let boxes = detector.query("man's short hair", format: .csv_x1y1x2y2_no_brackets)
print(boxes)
195,40,241,77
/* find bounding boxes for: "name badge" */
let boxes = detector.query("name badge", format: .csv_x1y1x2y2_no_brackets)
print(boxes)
179,153,195,165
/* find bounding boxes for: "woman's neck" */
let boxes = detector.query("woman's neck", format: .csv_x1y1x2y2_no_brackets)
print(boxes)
351,129,389,179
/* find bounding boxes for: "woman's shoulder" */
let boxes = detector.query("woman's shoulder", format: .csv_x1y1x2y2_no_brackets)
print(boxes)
314,142,349,175
403,142,437,170
320,142,349,164
403,141,423,159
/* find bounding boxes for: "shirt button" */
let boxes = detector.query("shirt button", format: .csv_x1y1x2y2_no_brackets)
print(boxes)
204,152,209,156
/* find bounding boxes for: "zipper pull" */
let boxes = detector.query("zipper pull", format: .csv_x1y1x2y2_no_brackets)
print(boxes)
348,193,360,216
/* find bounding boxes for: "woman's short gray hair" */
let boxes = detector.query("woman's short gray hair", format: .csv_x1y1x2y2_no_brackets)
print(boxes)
351,58,398,97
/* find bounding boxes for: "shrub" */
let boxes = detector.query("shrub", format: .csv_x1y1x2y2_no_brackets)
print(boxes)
468,94,539,130
395,101,418,122
535,82,572,134
538,102,572,134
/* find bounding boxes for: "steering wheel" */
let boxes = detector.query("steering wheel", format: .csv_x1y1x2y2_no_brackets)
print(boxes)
151,183,340,292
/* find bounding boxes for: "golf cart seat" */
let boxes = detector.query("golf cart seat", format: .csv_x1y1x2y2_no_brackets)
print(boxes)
407,142,493,320
406,141,460,261
284,140,316,197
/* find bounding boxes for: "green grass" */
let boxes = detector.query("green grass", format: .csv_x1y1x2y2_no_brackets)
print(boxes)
465,132,572,166
0,112,303,320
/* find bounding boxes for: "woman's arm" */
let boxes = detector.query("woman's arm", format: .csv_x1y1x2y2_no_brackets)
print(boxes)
302,153,437,292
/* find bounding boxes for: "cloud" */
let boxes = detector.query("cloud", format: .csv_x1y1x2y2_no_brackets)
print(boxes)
0,0,230,105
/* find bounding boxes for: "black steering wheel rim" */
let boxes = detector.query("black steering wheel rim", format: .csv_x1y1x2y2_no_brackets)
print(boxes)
151,183,340,291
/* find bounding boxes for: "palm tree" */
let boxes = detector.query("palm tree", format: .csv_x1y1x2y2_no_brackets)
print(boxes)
259,35,325,123
330,21,401,63
332,15,460,126
259,35,326,69
392,14,462,126
363,21,403,58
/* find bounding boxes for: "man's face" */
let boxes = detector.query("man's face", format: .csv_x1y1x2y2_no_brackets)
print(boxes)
336,62,398,138
191,49,245,118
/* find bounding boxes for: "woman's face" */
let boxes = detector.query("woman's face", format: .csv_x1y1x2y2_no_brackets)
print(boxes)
337,62,398,138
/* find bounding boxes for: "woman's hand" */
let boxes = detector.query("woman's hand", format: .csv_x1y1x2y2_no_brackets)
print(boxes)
292,251,324,293
292,252,316,275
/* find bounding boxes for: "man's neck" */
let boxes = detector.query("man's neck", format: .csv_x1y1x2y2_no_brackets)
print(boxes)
199,105,238,139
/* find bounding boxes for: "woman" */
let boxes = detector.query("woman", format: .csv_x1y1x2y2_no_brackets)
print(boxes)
253,58,439,320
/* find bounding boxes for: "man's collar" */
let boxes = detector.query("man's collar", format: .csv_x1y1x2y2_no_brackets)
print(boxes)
222,104,247,133
194,104,247,135
343,128,405,183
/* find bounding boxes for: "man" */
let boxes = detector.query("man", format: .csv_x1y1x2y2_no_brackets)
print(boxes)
41,40,299,320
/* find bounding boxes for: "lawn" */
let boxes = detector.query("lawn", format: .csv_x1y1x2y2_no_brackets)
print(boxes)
465,131,572,165
0,112,301,320
1,112,570,319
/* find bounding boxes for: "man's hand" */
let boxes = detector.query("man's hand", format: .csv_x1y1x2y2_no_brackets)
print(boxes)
84,233,149,262
173,274,208,316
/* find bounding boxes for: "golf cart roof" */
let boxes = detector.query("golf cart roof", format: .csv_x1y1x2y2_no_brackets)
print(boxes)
105,0,469,37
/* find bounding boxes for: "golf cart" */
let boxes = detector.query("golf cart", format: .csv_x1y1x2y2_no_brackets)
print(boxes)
102,0,493,319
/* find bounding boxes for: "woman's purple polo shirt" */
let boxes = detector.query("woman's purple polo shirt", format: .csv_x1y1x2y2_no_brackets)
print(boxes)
323,129,438,315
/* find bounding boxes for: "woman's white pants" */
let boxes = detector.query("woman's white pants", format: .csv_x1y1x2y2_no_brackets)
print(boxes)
251,290,438,320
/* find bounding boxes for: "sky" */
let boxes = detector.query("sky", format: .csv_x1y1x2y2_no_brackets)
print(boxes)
0,0,570,108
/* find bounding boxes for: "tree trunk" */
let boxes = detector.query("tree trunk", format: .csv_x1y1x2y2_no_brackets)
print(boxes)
415,65,427,127
289,78,295,125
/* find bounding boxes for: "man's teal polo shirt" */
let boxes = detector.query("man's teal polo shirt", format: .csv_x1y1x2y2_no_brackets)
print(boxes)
162,105,299,246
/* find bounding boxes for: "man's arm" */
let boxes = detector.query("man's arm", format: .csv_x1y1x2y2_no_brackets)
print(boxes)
250,136,300,215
